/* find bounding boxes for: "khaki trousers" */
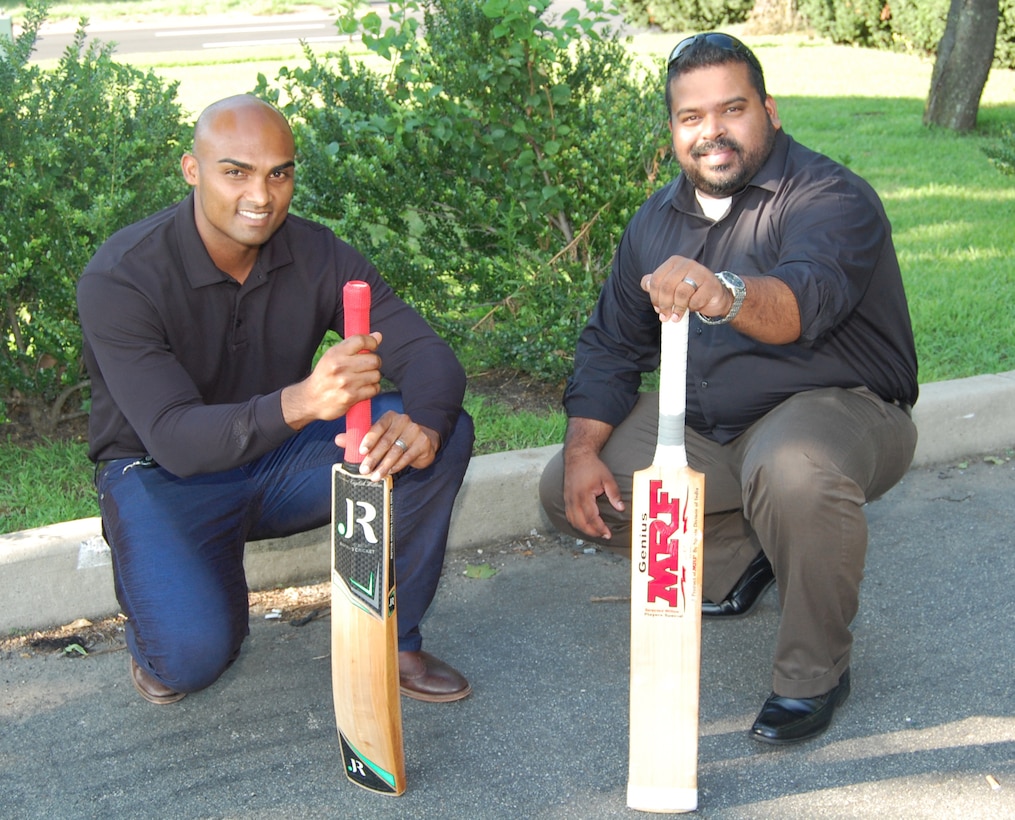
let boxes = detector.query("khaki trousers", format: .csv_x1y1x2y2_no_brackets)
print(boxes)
539,387,917,698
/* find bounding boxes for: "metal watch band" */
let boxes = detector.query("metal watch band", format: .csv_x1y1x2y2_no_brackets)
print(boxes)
696,270,745,326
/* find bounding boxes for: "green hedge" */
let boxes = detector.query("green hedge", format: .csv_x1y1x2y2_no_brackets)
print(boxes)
0,0,190,434
797,0,1015,69
258,0,669,380
984,124,1015,174
618,0,1014,69
620,0,755,31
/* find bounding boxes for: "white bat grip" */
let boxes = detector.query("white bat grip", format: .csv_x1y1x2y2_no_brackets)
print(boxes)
654,313,689,468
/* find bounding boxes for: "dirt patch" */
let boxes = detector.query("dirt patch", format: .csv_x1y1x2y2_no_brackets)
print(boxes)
0,405,89,449
0,368,561,450
466,368,564,416
0,614,129,659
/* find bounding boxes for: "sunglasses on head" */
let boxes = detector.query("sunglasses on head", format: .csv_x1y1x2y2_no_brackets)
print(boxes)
667,32,763,76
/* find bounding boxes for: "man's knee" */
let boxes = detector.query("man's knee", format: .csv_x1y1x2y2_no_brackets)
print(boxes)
538,448,567,532
751,443,823,497
139,617,246,693
743,439,866,530
444,409,475,469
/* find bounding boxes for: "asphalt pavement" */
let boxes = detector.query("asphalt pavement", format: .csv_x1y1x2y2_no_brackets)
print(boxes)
2,455,1013,819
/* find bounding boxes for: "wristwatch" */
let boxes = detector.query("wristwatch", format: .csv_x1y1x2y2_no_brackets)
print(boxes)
696,270,746,326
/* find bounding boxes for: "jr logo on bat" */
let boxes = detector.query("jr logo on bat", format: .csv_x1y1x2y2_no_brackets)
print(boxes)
336,498,379,543
644,478,689,611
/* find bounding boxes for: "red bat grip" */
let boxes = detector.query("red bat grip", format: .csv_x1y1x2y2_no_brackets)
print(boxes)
343,281,371,466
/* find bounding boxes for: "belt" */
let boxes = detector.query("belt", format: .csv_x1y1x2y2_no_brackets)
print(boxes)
94,455,158,480
889,399,913,416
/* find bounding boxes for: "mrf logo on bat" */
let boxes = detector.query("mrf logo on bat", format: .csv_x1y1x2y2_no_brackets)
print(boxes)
636,479,700,614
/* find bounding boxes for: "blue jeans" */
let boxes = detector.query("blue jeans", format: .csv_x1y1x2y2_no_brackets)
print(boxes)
96,393,474,693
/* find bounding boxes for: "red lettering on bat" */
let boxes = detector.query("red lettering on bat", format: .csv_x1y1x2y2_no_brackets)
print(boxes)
648,480,680,521
646,480,686,607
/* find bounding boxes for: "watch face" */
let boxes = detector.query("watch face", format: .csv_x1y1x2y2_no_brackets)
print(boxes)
697,271,745,325
718,271,744,291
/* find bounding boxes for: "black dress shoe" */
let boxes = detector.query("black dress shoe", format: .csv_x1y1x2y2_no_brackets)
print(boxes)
701,551,775,617
750,668,851,745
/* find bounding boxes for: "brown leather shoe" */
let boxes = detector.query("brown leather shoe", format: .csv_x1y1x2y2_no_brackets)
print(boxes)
130,656,186,705
398,650,471,702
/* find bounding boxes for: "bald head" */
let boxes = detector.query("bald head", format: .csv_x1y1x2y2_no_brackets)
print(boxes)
181,95,297,281
192,95,294,155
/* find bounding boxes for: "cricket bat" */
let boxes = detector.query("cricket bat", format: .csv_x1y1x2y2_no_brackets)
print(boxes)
331,280,406,796
627,312,704,813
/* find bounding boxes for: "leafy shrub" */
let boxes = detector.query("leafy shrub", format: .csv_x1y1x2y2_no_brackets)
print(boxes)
0,0,190,434
796,0,893,48
797,0,1015,69
619,0,754,32
885,0,949,53
614,0,1014,71
999,0,1015,68
984,125,1015,175
258,0,670,380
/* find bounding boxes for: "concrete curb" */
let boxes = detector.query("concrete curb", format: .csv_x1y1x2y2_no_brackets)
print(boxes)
3,371,1014,634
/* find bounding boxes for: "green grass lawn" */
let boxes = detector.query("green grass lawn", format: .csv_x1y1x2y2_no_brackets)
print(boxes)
3,14,1014,532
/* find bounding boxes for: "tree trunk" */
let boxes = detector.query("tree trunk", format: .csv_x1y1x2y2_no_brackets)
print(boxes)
924,0,999,131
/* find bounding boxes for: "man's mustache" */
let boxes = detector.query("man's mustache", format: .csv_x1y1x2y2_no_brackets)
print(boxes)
690,137,742,159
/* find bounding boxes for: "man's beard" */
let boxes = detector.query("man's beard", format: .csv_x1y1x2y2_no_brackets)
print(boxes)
680,127,776,198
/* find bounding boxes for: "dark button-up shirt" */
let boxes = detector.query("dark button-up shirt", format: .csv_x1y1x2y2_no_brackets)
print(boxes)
78,193,465,476
564,130,918,443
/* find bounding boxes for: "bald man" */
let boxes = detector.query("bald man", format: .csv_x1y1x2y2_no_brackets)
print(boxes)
78,95,474,706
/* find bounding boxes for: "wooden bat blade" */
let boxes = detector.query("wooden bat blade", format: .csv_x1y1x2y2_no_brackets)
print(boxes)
332,464,405,795
628,315,703,814
332,279,405,796
627,462,704,813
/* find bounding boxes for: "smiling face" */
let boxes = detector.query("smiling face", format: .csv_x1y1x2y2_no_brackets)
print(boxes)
667,61,781,199
180,96,295,279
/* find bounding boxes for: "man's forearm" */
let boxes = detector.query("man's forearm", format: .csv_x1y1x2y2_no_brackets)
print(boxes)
563,416,615,460
730,275,801,345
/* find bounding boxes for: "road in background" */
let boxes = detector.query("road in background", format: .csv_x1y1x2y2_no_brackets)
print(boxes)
25,1,606,62
29,11,350,61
